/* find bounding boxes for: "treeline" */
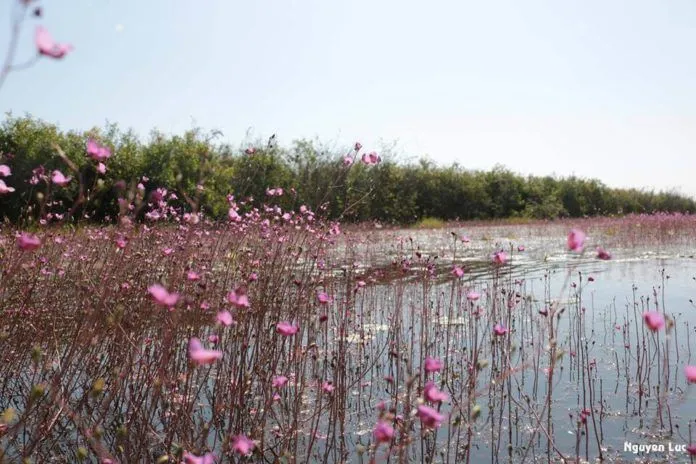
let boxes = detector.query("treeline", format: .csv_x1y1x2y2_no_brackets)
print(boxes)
0,115,693,224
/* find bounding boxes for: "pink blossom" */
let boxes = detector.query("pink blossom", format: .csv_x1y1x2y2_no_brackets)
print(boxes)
517,245,525,252
231,435,255,456
567,229,586,252
272,375,289,388
685,365,696,384
115,236,127,249
354,142,362,151
35,26,72,59
373,421,394,444
451,266,464,278
424,357,443,373
423,381,448,403
417,405,444,428
0,165,10,177
0,179,15,194
51,170,71,186
17,233,41,251
148,284,179,307
266,187,284,197
317,291,330,304
97,162,107,174
643,311,665,332
227,287,250,308
596,247,611,260
276,321,299,336
86,139,111,161
492,251,507,265
466,291,480,301
493,324,508,336
182,452,216,464
228,208,241,222
343,156,354,166
216,310,234,327
322,381,334,393
187,270,200,281
188,338,222,365
361,151,381,165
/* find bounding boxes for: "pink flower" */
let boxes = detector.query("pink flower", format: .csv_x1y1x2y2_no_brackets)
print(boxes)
245,147,256,155
148,284,179,307
188,338,222,365
317,291,330,304
216,310,235,327
361,152,381,165
424,357,443,373
492,251,507,265
97,162,107,174
493,324,508,336
182,452,216,464
451,266,464,278
272,375,289,388
517,245,525,252
643,311,665,332
417,405,444,428
423,381,448,403
227,287,250,308
0,179,15,194
685,365,696,384
343,156,354,166
466,291,480,301
461,235,471,243
354,142,362,151
86,139,111,161
228,208,241,222
115,236,127,249
276,321,299,336
567,229,586,252
187,270,200,281
373,421,394,444
0,165,10,177
35,26,72,59
596,247,611,260
321,381,334,393
231,435,255,456
266,187,284,197
17,233,41,251
248,272,258,282
51,170,71,186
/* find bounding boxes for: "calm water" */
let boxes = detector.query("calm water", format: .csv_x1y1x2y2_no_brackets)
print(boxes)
327,224,696,463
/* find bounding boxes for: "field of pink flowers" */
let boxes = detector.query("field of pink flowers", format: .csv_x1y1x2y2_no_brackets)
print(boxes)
3,203,696,463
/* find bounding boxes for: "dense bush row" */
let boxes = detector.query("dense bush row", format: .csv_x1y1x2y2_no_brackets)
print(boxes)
0,114,692,224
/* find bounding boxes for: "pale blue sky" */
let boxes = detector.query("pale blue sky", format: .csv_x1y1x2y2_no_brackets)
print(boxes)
2,0,696,195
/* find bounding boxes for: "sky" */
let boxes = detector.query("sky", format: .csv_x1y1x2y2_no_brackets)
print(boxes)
1,0,696,196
